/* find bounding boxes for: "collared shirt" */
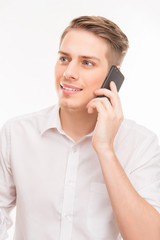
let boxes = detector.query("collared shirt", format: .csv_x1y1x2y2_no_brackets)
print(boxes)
0,104,160,240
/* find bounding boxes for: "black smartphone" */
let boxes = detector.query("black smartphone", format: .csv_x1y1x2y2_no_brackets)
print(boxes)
97,65,124,98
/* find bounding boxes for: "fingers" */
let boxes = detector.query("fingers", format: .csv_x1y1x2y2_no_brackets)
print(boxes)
87,97,112,114
94,82,121,109
110,81,118,93
87,81,123,120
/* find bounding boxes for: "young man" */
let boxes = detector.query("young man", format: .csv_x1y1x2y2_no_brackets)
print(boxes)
0,16,160,240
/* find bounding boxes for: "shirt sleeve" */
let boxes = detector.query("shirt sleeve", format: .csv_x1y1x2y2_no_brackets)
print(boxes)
0,122,16,239
116,131,160,240
129,131,160,213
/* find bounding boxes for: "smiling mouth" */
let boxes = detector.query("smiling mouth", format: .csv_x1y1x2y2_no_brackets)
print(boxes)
60,82,82,92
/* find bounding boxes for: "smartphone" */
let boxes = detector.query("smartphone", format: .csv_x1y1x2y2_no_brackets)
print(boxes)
97,65,124,98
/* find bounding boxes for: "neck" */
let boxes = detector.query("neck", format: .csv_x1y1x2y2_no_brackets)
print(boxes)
59,107,97,142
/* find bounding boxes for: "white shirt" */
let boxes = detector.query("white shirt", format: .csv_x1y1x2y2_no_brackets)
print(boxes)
0,104,160,240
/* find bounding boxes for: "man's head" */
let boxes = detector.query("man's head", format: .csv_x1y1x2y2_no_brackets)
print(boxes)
55,16,129,112
60,16,129,67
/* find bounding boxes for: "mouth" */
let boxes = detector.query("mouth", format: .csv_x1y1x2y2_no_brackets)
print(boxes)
60,82,83,92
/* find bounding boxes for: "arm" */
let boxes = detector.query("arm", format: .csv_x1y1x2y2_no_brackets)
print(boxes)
87,82,160,240
0,123,16,239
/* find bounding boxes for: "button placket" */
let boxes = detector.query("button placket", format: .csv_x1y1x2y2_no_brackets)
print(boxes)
60,145,79,240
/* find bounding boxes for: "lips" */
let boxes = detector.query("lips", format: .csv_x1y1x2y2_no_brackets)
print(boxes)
60,82,82,92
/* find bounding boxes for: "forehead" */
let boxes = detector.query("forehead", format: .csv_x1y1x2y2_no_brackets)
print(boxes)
59,29,109,61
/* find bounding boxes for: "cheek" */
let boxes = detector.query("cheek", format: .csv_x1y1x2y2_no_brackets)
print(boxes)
54,66,61,90
85,74,105,91
54,63,64,80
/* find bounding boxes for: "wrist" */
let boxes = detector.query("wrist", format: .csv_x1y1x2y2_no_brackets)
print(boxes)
96,146,115,160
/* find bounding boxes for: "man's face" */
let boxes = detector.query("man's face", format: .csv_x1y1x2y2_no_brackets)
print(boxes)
55,29,110,112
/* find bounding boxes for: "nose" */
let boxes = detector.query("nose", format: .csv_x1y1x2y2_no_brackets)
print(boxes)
63,60,79,81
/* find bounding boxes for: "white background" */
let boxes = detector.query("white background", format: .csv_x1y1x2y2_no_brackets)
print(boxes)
0,0,160,238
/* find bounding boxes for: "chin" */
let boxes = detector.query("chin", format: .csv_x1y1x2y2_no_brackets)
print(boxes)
59,99,87,112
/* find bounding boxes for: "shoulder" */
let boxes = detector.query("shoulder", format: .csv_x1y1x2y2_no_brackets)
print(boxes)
121,120,160,199
0,105,57,133
118,118,157,142
115,119,159,170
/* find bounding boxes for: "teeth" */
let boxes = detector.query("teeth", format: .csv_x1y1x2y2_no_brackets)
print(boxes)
64,87,79,91
60,83,81,91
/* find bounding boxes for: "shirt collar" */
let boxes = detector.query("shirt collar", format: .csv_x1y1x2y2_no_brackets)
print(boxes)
40,104,62,135
39,104,93,139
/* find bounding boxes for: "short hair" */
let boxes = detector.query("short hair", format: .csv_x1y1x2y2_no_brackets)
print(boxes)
60,16,129,66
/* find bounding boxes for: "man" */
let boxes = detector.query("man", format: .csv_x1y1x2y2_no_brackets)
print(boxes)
0,16,160,240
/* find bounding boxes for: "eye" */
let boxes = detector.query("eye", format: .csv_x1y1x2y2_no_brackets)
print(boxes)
59,56,69,64
83,60,94,66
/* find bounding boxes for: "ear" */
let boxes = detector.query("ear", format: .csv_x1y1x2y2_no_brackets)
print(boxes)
117,65,121,71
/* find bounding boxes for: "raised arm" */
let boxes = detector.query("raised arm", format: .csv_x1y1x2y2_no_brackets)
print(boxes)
87,82,160,240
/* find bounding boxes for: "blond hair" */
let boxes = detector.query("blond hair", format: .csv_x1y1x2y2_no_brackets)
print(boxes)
60,16,129,66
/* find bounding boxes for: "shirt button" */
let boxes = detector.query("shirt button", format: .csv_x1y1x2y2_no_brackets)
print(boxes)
63,215,72,222
72,146,77,152
68,179,74,184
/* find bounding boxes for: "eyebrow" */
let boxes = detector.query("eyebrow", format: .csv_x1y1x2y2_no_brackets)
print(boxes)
58,51,101,62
